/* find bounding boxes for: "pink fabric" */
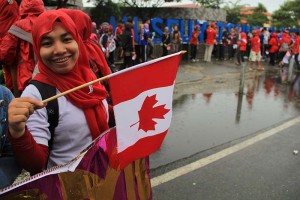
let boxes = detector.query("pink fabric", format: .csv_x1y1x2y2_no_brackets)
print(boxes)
2,128,152,200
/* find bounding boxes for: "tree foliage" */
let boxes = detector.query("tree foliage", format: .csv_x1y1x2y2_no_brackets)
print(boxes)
222,1,269,26
253,3,267,13
196,0,224,9
246,3,268,26
100,0,164,8
247,13,268,27
271,0,300,28
90,0,121,24
41,0,69,8
222,0,245,23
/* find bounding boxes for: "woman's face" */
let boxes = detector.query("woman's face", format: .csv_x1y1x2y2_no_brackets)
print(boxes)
39,23,79,74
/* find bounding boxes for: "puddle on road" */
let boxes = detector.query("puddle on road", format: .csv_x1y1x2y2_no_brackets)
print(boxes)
150,70,300,169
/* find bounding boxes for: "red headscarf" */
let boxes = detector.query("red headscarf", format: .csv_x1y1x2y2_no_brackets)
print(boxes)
19,0,44,19
60,9,111,77
32,10,109,139
0,0,19,38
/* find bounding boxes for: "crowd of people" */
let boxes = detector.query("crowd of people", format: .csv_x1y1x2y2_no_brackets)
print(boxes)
212,26,300,71
186,22,300,72
97,19,300,72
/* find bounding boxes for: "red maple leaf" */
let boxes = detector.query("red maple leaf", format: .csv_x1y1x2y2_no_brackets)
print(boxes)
130,95,170,132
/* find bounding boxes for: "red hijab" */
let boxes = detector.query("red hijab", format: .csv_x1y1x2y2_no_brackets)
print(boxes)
60,9,111,77
32,10,109,139
0,0,19,38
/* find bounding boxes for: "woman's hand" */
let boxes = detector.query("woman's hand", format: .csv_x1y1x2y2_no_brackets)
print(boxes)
8,97,45,138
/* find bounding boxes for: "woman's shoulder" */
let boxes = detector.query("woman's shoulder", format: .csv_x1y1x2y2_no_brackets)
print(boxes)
21,84,43,101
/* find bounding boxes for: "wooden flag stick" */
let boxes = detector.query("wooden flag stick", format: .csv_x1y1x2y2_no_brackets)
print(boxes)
180,50,187,54
41,51,185,104
42,75,110,104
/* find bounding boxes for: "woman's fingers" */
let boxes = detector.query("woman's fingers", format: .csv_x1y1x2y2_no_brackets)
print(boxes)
8,97,45,138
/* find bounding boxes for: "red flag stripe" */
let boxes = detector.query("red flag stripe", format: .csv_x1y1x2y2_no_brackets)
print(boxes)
117,130,168,169
109,54,182,105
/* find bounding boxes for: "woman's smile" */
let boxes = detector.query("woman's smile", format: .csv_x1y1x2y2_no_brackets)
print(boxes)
39,23,79,74
52,56,71,63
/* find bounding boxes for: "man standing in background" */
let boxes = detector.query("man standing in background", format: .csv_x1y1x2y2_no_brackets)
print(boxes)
190,25,200,62
204,22,217,63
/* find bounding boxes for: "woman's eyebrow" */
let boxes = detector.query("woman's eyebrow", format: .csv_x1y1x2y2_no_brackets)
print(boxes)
61,32,71,38
41,35,51,41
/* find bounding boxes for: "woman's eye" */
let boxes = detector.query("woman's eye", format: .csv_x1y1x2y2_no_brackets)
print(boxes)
64,37,73,43
41,40,52,47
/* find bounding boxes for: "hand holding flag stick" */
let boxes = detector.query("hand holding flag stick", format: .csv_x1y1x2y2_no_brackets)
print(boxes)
41,51,183,169
41,75,110,104
0,51,184,198
41,51,186,105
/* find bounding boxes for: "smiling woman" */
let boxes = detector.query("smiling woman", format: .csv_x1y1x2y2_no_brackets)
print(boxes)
39,22,79,74
7,10,109,175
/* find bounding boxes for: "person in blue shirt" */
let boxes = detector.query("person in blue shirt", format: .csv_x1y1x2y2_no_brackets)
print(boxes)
0,84,22,189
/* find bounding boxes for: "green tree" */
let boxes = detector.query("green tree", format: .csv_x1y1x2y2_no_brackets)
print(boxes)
196,0,224,9
222,0,246,24
245,3,268,26
247,13,268,26
41,0,69,8
254,3,267,13
272,0,300,28
90,0,121,24
110,0,164,8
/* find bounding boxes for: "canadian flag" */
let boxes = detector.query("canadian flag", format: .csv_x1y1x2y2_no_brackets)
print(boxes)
108,52,182,169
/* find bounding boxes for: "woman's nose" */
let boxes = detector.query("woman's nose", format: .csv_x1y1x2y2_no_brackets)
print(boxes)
53,41,66,54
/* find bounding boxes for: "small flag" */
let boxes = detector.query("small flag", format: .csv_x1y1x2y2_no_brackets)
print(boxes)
108,52,182,169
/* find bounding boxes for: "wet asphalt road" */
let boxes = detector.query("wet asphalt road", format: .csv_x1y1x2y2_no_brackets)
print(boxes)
152,119,300,200
151,60,300,200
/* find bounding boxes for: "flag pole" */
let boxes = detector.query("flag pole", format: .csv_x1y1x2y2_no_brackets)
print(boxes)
41,51,186,104
42,75,110,104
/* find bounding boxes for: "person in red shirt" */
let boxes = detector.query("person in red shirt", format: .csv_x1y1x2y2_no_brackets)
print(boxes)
204,22,217,62
0,0,19,87
189,25,200,62
278,30,292,62
249,30,263,71
292,32,300,70
115,20,124,60
0,0,19,41
0,0,45,97
236,32,247,65
90,21,99,42
268,33,279,66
